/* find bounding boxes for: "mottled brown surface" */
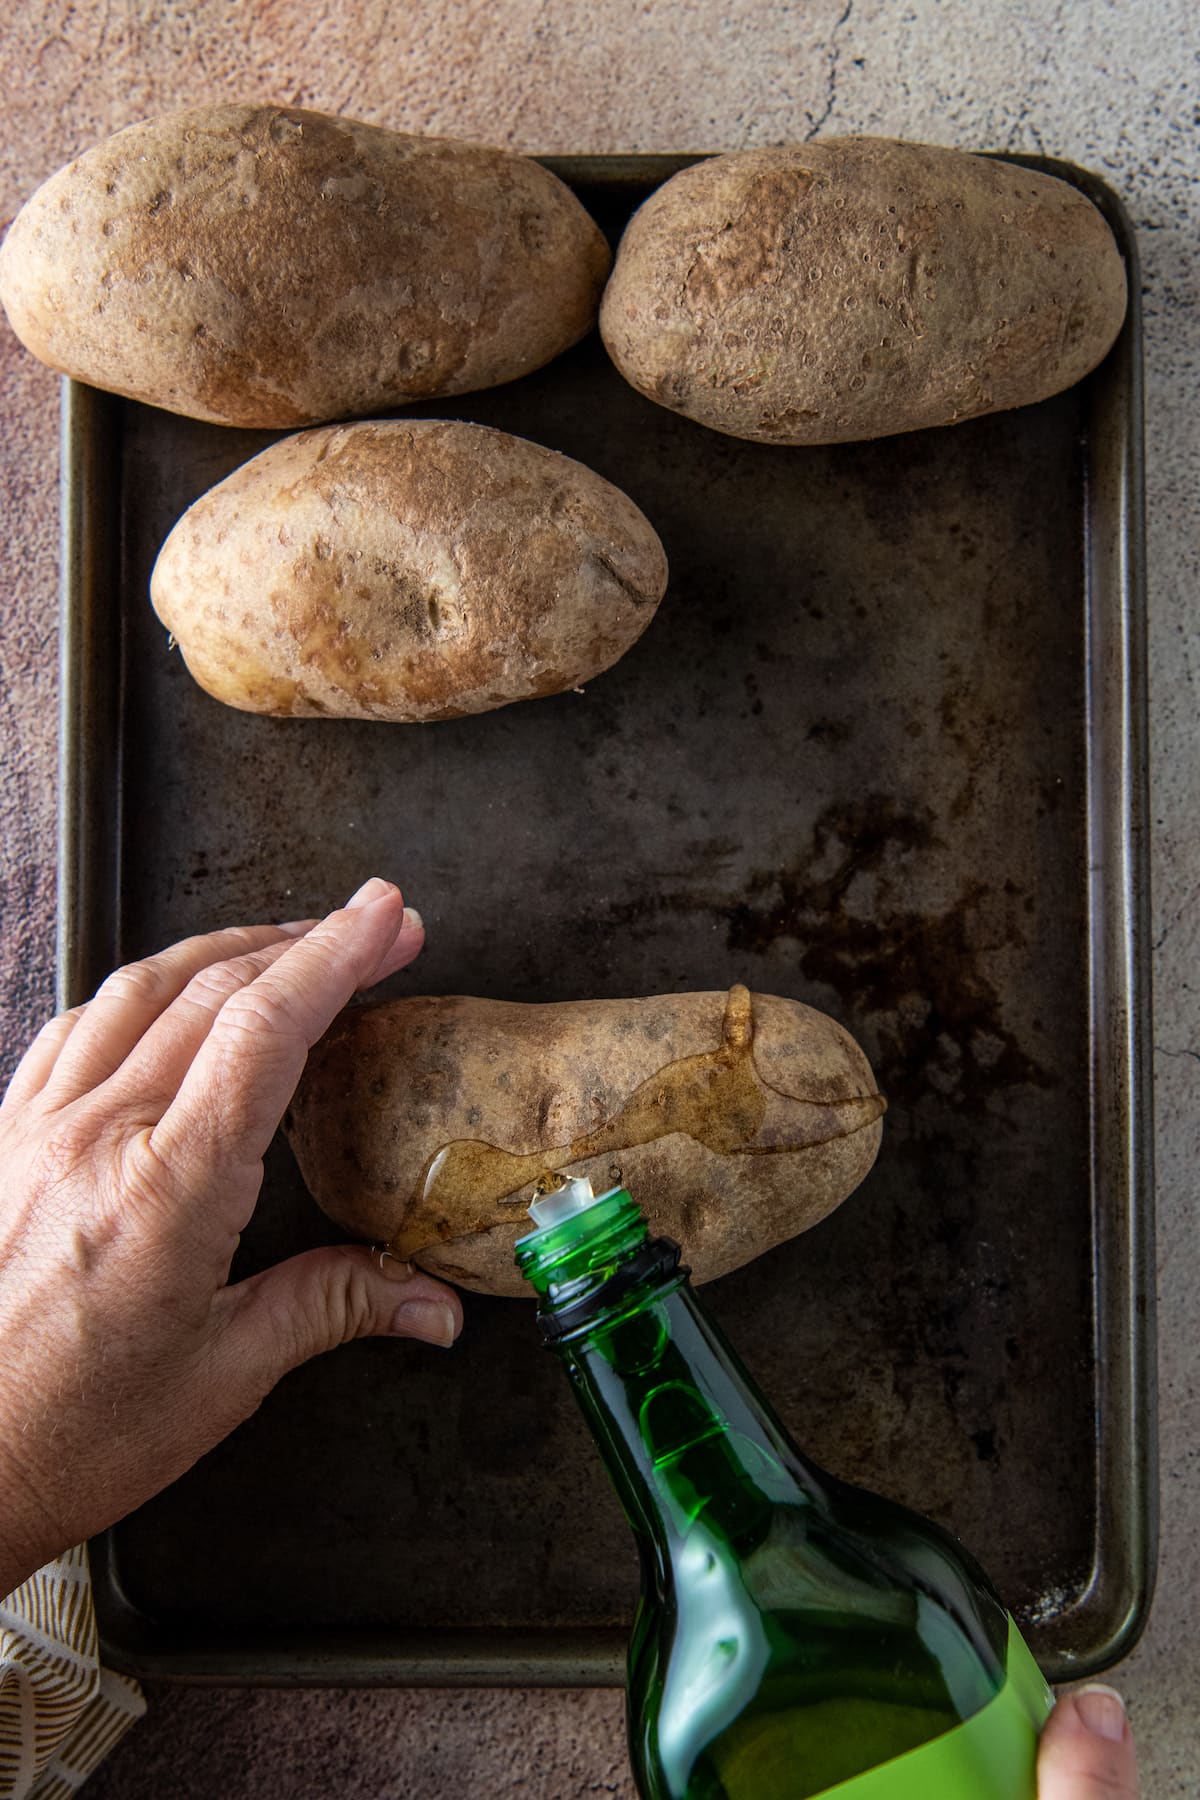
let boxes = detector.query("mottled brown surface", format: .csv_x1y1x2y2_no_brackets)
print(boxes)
0,105,610,427
1,3,1197,1797
150,418,667,719
287,986,883,1292
601,140,1127,443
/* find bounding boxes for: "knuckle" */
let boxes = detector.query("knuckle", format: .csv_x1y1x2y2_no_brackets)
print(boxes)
122,1124,173,1192
318,1266,377,1346
218,984,303,1044
183,946,284,1015
182,961,249,1013
47,1004,86,1036
290,933,345,981
274,1261,376,1358
96,958,171,1008
224,947,288,986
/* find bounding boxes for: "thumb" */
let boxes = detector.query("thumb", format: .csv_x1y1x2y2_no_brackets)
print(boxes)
221,1245,465,1390
1038,1686,1139,1799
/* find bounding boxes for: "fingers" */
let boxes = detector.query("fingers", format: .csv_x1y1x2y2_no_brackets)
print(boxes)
115,901,422,1120
217,1245,464,1395
1,1007,86,1111
150,880,419,1198
44,921,318,1105
106,933,366,1120
1038,1686,1138,1799
110,885,420,1121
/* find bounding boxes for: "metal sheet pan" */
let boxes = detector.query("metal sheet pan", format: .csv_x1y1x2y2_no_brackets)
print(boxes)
58,154,1154,1686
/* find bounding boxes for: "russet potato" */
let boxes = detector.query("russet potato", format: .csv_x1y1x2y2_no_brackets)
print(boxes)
149,418,669,721
600,138,1127,444
285,984,886,1296
0,105,611,427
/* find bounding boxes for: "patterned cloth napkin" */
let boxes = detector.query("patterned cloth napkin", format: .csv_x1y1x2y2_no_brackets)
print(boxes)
0,1548,143,1797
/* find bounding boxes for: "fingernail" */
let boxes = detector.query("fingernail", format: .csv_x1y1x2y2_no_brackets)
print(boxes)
399,906,423,933
346,877,398,910
390,1299,458,1348
1075,1685,1127,1742
277,918,319,936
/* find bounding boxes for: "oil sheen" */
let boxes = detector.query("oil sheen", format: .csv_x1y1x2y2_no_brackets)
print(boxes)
393,986,885,1256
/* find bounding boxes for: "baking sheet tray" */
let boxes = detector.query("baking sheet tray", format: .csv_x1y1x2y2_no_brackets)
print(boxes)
58,155,1154,1686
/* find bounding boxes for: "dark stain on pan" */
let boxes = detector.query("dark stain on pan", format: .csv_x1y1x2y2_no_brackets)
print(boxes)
727,795,1054,1109
551,791,1054,1114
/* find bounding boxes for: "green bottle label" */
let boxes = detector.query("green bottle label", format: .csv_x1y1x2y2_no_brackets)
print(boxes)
808,1620,1053,1800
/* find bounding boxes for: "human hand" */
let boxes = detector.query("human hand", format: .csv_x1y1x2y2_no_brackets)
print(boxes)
0,877,463,1598
1039,1684,1139,1797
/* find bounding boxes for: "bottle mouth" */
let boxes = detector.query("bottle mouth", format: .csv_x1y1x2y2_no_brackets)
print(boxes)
514,1177,684,1337
521,1175,623,1238
514,1178,655,1302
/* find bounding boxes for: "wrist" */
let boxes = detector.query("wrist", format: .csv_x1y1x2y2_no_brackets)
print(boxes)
0,1526,42,1601
0,1433,63,1599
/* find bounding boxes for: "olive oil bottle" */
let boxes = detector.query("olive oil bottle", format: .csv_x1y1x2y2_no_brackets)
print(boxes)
515,1180,1052,1800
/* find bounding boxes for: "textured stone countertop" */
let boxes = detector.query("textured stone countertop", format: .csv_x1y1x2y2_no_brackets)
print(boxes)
1,3,1196,1794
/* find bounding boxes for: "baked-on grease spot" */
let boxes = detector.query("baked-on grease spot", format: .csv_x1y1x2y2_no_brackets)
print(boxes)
970,1426,1000,1465
727,794,1052,1110
806,717,852,747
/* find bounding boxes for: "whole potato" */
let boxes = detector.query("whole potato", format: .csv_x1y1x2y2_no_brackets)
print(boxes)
285,984,885,1296
600,139,1127,444
0,105,610,427
149,418,668,720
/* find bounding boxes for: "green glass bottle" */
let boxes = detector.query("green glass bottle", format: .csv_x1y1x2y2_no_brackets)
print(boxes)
515,1180,1053,1800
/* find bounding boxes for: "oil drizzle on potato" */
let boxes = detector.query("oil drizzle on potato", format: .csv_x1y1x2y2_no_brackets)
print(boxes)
391,985,886,1258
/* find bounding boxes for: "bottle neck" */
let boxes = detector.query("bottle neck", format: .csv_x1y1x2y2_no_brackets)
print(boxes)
554,1266,822,1560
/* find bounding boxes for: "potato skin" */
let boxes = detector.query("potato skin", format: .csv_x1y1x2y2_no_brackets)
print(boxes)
149,418,668,721
600,139,1127,444
0,105,611,427
285,985,885,1296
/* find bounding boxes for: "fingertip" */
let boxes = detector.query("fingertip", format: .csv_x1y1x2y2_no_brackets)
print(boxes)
1039,1684,1138,1799
1073,1685,1130,1744
376,1255,463,1326
362,907,426,985
346,876,402,911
